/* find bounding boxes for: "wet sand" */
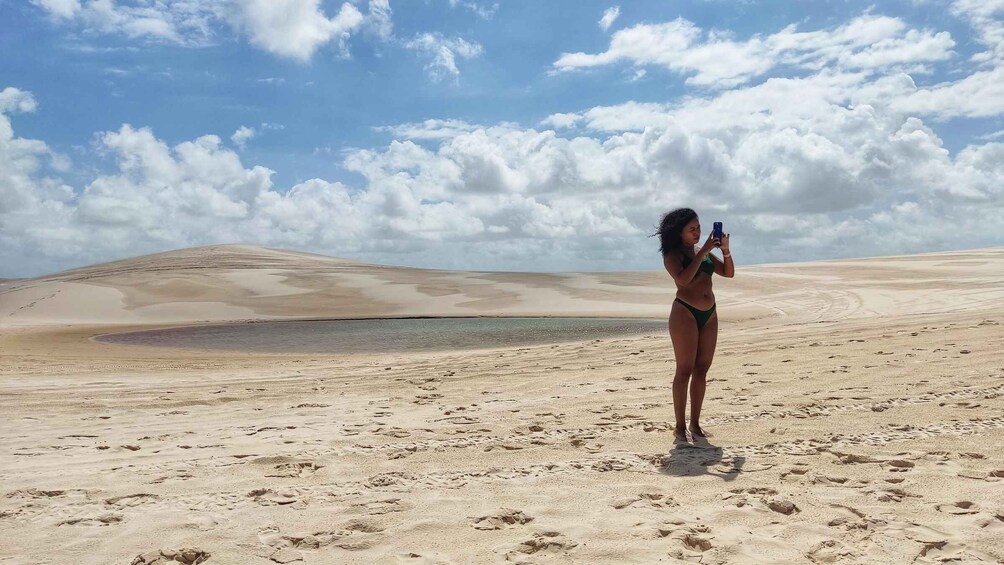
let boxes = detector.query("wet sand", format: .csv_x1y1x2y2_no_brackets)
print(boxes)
94,317,669,354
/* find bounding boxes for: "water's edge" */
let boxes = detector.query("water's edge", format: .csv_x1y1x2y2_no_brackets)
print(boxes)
95,317,668,354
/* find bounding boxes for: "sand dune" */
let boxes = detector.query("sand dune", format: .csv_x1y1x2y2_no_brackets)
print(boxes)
2,244,1002,327
0,246,1002,564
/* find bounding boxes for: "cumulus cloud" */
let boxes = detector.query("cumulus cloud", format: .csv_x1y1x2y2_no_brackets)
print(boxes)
0,92,74,273
554,15,955,88
404,33,484,81
599,6,620,32
539,113,581,129
232,0,365,61
3,75,1002,278
31,0,378,59
0,88,39,114
892,66,1004,119
231,126,256,149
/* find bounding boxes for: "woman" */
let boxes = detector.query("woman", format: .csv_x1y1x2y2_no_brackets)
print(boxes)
655,208,733,442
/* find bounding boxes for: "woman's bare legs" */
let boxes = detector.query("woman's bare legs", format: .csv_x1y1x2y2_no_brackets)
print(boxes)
689,312,718,438
669,301,699,440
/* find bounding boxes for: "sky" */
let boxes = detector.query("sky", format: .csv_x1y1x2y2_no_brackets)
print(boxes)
1,0,1002,278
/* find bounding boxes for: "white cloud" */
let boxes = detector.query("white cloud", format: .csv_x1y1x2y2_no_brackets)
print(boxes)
0,88,39,114
554,15,955,88
47,0,218,44
231,126,256,149
892,66,1004,119
599,6,620,32
365,0,393,41
375,119,485,140
447,0,498,20
404,33,484,81
31,0,378,60
32,0,80,19
539,113,581,129
951,0,1004,63
232,0,365,61
576,100,673,132
0,93,75,270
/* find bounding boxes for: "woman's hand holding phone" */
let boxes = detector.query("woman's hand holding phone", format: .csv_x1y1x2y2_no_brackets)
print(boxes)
699,233,719,256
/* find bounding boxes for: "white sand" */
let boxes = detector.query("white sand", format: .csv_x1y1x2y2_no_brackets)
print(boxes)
0,244,1002,564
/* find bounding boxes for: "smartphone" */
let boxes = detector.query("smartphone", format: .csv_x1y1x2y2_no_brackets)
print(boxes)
713,222,723,241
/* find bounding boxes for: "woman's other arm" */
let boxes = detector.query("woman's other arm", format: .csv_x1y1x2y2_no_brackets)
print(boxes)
711,233,734,278
710,252,734,278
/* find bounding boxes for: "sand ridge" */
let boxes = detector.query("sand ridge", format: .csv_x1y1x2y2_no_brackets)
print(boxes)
3,245,1002,328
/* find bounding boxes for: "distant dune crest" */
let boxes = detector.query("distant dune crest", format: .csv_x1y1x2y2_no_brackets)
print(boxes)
1,244,1001,327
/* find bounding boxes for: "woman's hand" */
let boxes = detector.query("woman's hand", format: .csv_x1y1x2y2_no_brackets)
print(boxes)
699,233,719,256
719,233,730,254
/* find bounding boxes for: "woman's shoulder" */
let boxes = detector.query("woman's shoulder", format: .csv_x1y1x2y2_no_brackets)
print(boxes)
675,247,695,265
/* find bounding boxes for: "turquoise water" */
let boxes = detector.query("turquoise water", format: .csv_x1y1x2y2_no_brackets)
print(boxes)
96,317,667,354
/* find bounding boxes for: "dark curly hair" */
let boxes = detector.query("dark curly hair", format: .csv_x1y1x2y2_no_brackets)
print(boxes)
653,207,697,256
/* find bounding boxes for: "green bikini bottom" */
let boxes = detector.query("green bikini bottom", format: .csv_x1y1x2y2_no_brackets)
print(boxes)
675,298,717,330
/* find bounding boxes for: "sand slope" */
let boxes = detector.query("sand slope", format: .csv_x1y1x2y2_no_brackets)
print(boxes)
0,246,1002,564
2,244,1002,328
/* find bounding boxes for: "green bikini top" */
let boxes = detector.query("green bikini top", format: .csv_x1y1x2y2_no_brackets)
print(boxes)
682,253,715,276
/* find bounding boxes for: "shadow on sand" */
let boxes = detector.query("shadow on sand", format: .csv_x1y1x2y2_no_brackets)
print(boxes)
657,436,746,480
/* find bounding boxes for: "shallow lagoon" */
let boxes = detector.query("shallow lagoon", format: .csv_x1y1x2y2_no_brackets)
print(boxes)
97,317,668,354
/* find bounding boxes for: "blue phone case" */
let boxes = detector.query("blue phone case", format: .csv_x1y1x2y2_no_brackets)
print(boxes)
713,222,723,240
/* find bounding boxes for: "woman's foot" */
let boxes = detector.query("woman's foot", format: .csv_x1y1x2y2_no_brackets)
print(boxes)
673,426,689,442
688,423,711,439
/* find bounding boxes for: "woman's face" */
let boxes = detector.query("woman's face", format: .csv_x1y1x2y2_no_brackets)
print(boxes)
682,217,701,246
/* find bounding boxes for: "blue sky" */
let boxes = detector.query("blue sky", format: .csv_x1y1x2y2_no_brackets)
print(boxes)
1,0,1003,277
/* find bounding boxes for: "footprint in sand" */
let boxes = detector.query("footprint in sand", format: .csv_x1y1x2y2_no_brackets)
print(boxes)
259,520,384,547
936,501,980,515
722,488,798,515
808,474,860,486
57,513,123,526
806,540,857,562
866,486,919,503
470,508,533,530
265,462,325,478
131,548,210,564
884,459,915,472
610,492,677,510
767,499,799,515
258,526,343,554
247,488,301,506
186,513,226,531
393,550,458,563
350,497,411,515
652,520,713,561
7,488,70,499
106,493,160,508
504,531,578,560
